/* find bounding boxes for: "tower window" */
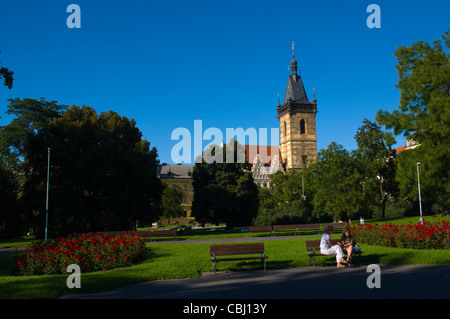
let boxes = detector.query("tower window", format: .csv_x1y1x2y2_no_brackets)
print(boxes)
302,155,307,167
284,121,287,136
300,119,306,134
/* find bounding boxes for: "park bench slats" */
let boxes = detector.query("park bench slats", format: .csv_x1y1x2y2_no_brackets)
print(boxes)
150,229,177,241
72,229,176,241
306,239,363,268
273,225,297,236
249,226,272,237
321,223,346,232
210,243,268,273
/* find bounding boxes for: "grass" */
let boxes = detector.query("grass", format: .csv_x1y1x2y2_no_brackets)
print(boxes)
1,215,449,299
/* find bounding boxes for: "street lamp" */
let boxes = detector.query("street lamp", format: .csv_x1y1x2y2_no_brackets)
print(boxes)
45,147,50,241
416,162,423,224
301,171,306,200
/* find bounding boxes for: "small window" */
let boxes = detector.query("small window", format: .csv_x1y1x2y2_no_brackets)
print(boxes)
300,119,306,135
302,155,307,167
284,121,287,136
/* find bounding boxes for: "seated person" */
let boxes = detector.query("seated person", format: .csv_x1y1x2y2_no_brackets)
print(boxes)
320,226,347,268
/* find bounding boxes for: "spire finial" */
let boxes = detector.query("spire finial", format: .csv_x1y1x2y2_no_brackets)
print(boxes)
277,90,280,106
290,42,298,75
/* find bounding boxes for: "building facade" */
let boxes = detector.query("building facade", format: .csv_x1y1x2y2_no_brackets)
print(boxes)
157,164,195,225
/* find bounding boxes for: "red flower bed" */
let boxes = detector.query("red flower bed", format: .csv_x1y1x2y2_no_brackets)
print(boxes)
15,232,148,275
349,218,450,250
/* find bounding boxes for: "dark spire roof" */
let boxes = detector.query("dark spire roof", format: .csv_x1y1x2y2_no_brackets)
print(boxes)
283,42,309,104
276,42,317,118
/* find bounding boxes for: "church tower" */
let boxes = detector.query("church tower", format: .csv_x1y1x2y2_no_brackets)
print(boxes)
277,43,318,170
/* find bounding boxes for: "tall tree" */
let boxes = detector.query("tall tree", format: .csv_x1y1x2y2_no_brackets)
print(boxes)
354,119,398,219
20,104,163,237
0,98,66,170
376,30,449,214
161,184,184,225
308,142,364,222
191,139,259,228
0,161,21,238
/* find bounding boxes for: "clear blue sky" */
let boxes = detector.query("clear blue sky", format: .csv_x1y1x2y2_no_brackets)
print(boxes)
0,0,448,164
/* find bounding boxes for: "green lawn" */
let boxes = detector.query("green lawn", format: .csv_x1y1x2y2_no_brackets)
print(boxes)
1,215,449,299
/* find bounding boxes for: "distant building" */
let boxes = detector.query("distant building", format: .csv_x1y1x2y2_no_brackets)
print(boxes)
277,42,318,170
395,138,420,154
157,164,195,226
243,145,282,188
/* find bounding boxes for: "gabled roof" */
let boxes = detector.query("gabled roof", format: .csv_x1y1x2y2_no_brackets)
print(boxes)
157,164,194,179
244,145,282,166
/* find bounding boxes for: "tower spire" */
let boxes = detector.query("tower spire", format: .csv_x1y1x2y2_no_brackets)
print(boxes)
291,41,298,75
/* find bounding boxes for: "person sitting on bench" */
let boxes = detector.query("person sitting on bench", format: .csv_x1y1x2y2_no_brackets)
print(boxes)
320,225,348,268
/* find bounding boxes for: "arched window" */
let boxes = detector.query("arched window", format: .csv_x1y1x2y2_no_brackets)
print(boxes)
300,119,306,134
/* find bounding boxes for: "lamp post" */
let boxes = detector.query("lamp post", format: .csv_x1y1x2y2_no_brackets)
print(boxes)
416,162,423,224
301,171,306,200
45,147,50,241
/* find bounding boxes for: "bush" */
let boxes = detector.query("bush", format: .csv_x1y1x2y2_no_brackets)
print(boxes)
252,207,309,226
15,232,148,275
350,217,450,250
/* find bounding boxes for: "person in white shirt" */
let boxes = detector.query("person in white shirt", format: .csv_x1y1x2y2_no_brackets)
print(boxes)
320,225,348,268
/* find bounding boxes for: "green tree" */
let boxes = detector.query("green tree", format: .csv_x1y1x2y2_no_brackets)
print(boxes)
20,104,162,238
376,30,449,214
308,142,364,222
354,119,398,219
0,162,21,238
191,139,259,228
0,51,14,89
0,98,66,170
161,184,184,225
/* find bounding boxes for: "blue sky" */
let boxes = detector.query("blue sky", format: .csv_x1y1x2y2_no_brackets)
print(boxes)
0,0,448,164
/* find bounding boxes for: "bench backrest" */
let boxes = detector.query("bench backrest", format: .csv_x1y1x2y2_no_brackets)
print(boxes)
297,224,321,230
210,243,265,256
152,229,177,236
305,239,340,251
273,225,297,231
322,223,346,231
249,226,272,232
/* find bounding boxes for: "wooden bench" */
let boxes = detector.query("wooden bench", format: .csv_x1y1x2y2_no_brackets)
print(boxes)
72,230,153,239
273,225,298,236
210,243,268,274
305,239,363,268
296,224,321,235
249,226,272,237
150,229,177,241
321,223,347,234
72,231,128,238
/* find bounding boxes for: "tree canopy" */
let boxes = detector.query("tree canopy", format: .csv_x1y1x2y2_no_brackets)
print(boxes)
1,99,163,238
191,139,259,228
376,30,449,214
